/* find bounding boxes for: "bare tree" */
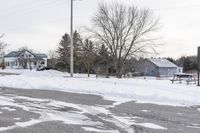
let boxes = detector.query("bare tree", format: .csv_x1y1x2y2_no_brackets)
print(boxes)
0,34,7,56
48,50,58,68
18,47,33,70
0,34,7,68
89,2,160,78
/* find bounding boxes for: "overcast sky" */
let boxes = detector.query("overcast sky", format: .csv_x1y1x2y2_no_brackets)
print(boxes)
0,0,200,58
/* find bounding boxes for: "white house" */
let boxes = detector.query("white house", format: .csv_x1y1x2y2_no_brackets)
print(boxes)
4,50,48,69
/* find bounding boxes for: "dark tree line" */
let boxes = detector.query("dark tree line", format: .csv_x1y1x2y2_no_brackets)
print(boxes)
166,56,197,72
54,31,151,77
55,31,112,77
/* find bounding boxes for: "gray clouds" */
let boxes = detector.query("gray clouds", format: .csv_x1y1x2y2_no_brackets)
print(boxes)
0,0,200,57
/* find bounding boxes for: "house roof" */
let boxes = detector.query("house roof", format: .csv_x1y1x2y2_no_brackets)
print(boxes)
35,53,48,58
4,51,21,58
4,50,47,58
147,58,178,68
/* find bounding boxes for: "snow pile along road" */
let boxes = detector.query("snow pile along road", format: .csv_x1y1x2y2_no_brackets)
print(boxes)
0,69,200,106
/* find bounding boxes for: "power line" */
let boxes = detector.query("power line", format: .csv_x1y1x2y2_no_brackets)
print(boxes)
152,4,200,11
0,0,66,22
0,0,48,12
0,0,65,17
0,17,67,32
0,0,63,14
0,13,87,33
0,0,85,32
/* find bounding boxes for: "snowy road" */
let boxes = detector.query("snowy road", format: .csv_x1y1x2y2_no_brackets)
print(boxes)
0,88,199,133
0,87,133,133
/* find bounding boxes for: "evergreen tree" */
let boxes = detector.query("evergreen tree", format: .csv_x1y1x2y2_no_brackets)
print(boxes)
97,44,109,65
56,31,82,72
81,39,96,77
57,33,71,71
176,56,197,71
166,57,176,65
73,30,83,72
96,44,111,77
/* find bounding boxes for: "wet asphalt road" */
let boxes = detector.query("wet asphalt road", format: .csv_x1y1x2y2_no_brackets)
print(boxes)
110,102,200,133
0,87,199,133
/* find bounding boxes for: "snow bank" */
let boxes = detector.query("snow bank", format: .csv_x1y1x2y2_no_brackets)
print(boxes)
0,69,200,106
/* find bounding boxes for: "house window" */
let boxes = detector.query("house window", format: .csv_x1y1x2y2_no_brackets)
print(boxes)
11,62,15,66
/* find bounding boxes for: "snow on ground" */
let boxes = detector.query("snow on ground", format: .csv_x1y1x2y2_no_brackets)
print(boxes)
0,69,200,106
82,127,120,133
112,115,167,130
1,107,16,111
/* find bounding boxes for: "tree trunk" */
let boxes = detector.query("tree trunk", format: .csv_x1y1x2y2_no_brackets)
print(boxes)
106,65,109,78
116,65,123,78
87,67,90,77
116,59,124,78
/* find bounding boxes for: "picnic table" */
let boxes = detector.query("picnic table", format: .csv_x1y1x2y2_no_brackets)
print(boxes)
170,73,197,84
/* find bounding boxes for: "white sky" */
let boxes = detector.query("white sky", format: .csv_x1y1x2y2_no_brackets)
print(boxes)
0,0,200,58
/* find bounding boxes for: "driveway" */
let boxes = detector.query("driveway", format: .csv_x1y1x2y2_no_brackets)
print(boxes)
0,87,199,133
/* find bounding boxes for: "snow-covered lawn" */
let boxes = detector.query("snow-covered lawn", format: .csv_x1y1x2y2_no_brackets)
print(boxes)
0,69,200,106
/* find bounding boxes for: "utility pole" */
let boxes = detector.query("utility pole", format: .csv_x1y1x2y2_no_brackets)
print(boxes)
197,47,200,86
70,0,74,77
198,68,200,86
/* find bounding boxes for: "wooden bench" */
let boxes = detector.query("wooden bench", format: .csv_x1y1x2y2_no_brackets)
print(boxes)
96,73,109,78
186,78,198,85
170,79,183,84
171,73,195,84
0,72,20,76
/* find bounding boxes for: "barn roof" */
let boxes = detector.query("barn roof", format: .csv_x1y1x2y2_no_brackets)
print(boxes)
147,58,178,68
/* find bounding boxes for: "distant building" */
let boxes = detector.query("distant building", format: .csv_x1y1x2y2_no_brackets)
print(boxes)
136,58,182,77
4,50,48,69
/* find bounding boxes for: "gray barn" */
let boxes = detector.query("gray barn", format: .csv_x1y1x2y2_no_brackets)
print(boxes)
136,58,180,77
